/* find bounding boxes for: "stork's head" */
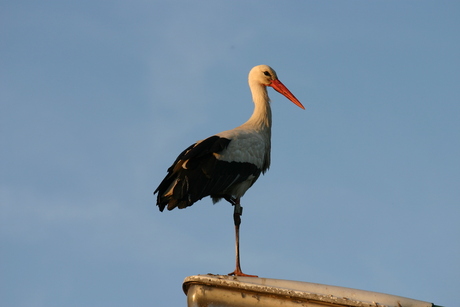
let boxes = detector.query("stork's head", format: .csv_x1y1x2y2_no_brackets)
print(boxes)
249,65,305,109
249,65,279,86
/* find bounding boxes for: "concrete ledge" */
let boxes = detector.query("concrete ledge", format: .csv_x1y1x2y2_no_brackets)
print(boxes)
183,274,436,307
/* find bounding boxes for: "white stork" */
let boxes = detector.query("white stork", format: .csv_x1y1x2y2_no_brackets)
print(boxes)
154,65,304,276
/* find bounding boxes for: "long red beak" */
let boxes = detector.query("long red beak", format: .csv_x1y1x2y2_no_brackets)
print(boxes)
270,79,305,110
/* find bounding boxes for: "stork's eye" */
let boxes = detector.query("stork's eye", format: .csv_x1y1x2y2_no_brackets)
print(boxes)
263,71,271,77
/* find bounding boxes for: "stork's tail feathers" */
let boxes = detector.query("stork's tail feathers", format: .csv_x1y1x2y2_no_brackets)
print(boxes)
154,176,197,211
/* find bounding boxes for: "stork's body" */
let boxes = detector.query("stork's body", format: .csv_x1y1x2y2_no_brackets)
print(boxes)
155,65,304,276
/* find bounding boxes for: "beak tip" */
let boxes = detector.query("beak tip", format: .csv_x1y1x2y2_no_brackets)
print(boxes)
297,103,306,110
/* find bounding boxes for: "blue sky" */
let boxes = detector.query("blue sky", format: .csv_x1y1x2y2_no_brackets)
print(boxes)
1,1,459,306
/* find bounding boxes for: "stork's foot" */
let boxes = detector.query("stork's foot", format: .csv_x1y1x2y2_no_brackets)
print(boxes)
228,268,258,277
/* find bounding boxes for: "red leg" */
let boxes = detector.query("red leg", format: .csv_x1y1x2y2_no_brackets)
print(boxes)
228,198,258,277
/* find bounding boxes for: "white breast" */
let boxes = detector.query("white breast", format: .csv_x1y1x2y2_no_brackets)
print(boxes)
214,127,270,170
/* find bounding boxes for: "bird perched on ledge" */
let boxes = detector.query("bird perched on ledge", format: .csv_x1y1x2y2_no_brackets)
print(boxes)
154,65,305,276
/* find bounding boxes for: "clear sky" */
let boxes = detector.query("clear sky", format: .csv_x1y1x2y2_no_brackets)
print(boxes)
1,1,459,306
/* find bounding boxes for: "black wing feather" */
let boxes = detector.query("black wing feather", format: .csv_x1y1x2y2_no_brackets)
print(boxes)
154,135,260,211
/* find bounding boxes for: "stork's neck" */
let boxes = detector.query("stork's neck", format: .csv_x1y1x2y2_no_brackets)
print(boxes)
244,83,272,131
